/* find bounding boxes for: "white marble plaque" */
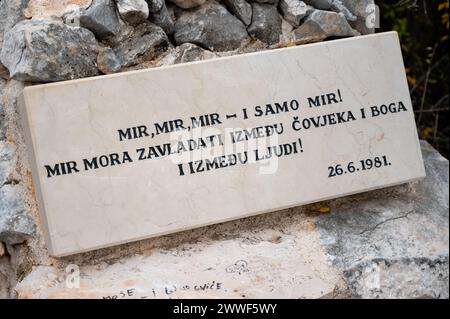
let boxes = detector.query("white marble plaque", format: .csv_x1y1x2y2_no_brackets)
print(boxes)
19,32,425,256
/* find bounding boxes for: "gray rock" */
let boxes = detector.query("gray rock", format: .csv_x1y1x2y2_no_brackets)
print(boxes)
168,0,206,9
174,43,217,64
0,139,34,245
0,0,28,47
0,19,99,82
0,79,5,141
279,0,313,27
146,0,164,12
0,141,14,187
113,22,169,67
174,2,249,51
292,9,359,43
0,0,28,78
97,47,122,74
250,0,279,4
303,0,331,9
0,81,36,246
79,0,122,41
222,0,253,26
316,141,449,298
116,0,149,26
0,79,6,136
248,3,281,45
150,2,174,35
341,0,375,34
330,0,356,22
279,17,295,45
0,183,36,245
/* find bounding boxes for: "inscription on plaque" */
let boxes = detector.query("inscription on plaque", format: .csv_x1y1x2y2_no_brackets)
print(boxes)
19,32,425,256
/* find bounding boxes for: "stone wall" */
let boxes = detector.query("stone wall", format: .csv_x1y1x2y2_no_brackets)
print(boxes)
1,0,374,82
0,0,448,299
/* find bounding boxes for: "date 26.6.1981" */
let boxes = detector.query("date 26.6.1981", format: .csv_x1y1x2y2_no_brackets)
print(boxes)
328,155,392,178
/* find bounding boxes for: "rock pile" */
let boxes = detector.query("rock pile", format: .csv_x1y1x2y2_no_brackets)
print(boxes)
0,0,374,82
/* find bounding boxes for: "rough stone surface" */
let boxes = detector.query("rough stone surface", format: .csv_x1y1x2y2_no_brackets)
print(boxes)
303,0,331,9
248,3,282,45
0,19,99,82
251,0,279,4
315,141,449,298
174,2,249,51
168,0,206,9
0,0,29,46
113,22,169,67
279,0,313,27
117,0,150,26
174,43,218,63
97,47,122,74
24,0,93,18
222,0,253,26
150,1,175,35
146,0,164,12
0,80,36,246
330,0,356,22
341,0,375,34
0,0,29,77
78,0,123,41
0,79,6,141
292,9,359,43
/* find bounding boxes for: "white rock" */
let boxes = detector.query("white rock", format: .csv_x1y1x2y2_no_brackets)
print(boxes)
279,0,313,27
116,0,150,25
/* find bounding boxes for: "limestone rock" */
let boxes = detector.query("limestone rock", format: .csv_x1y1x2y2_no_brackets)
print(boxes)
113,22,169,67
168,0,206,9
279,0,313,27
24,0,93,18
292,9,359,43
222,0,253,26
250,0,279,4
330,0,356,22
341,0,375,34
315,141,449,298
0,0,28,46
0,0,28,78
116,0,150,26
174,2,249,51
0,183,36,245
174,43,218,63
0,19,99,82
0,141,15,188
0,79,6,141
303,0,331,9
78,0,122,41
0,81,36,245
279,17,295,45
150,2,175,35
146,0,164,12
248,3,281,45
97,47,122,74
